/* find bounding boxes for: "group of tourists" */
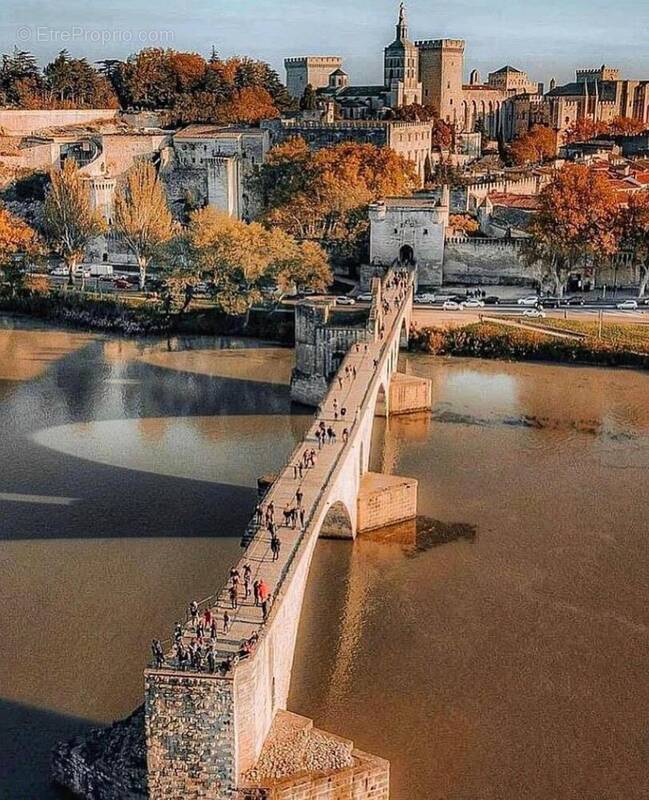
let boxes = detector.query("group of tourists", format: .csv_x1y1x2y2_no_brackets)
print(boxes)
151,268,415,676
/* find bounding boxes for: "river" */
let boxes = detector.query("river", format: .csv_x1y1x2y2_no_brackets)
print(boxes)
0,318,647,799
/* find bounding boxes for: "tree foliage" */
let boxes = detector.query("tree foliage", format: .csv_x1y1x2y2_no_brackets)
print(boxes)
113,161,174,289
257,139,419,261
43,159,105,285
0,205,42,295
182,207,331,317
565,116,647,144
524,164,619,295
618,192,649,297
510,125,557,165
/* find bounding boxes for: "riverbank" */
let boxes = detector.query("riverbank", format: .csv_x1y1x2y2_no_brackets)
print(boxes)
0,292,295,342
409,321,649,369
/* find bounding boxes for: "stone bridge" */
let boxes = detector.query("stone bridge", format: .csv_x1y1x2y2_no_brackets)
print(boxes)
145,268,432,799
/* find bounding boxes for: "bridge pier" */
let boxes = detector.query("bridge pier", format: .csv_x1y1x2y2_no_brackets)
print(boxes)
357,473,418,534
375,372,432,417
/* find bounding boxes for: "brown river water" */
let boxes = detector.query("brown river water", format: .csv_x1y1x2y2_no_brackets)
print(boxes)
0,317,648,799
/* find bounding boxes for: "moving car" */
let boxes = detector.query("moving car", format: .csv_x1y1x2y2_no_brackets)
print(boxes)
539,297,562,308
49,266,69,277
565,295,585,306
442,300,465,311
616,299,638,310
517,295,540,307
522,308,546,318
112,278,131,290
356,293,373,302
464,298,485,308
483,296,500,305
336,296,356,306
414,293,436,304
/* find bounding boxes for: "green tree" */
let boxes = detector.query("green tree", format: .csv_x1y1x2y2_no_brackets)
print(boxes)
113,161,174,290
43,159,105,287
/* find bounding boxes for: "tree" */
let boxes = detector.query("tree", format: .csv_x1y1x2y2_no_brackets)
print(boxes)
618,192,649,298
43,159,105,287
0,48,42,105
608,116,646,137
185,207,330,321
43,50,118,108
113,161,174,290
510,126,557,165
0,206,42,295
259,140,418,261
564,118,603,144
524,164,619,296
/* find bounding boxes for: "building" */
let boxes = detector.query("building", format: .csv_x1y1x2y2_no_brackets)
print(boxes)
171,125,269,220
284,56,344,99
546,66,649,140
368,192,450,287
384,3,423,108
263,118,434,184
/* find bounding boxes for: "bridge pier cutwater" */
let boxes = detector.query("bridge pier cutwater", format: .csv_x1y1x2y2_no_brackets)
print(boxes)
145,268,430,799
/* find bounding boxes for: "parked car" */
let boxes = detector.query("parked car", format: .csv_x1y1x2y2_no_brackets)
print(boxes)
356,293,373,302
517,295,540,307
464,298,485,308
522,308,547,318
539,296,561,308
616,299,638,310
442,300,465,311
336,296,356,306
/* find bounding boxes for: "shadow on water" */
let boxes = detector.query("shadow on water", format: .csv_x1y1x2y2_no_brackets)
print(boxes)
359,515,477,555
407,515,477,556
0,698,96,799
431,408,613,438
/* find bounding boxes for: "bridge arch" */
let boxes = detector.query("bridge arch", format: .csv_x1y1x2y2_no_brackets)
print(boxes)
319,499,355,539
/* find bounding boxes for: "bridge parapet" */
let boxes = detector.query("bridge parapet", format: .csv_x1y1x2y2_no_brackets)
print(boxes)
145,266,421,799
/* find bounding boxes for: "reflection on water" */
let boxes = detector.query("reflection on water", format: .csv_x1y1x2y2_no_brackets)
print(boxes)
290,356,649,800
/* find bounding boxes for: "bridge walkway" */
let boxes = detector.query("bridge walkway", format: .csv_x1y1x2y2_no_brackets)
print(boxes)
164,270,412,665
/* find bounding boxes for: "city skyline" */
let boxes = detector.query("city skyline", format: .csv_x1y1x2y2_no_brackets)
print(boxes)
2,0,648,88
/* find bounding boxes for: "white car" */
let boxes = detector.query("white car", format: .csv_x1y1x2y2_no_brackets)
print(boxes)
616,299,638,310
414,293,436,304
522,308,546,318
442,300,465,311
49,266,69,277
464,299,485,308
74,267,91,279
336,296,356,306
356,293,373,302
517,295,540,307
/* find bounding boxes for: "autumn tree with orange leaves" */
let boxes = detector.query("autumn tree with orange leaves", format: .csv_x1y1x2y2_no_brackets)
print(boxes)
0,206,42,295
510,126,557,165
524,164,619,296
257,138,419,262
618,192,649,298
564,116,647,144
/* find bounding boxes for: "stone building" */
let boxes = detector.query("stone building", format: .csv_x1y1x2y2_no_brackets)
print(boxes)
546,66,649,140
172,124,269,220
384,3,423,108
368,193,449,288
284,56,344,99
263,118,433,184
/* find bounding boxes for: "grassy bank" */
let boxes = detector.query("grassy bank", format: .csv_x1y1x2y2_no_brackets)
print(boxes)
410,321,649,369
0,291,295,342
